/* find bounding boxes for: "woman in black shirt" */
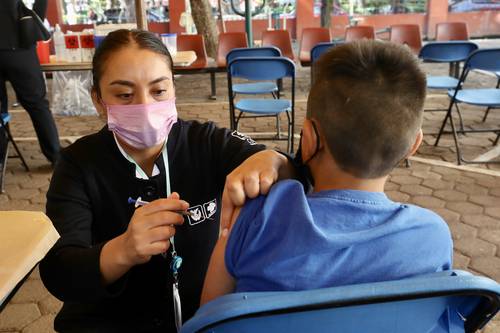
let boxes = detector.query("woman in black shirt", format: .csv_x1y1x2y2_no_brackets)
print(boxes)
40,29,291,333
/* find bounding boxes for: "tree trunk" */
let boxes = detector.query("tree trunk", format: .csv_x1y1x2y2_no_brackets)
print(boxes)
320,0,333,29
190,0,218,58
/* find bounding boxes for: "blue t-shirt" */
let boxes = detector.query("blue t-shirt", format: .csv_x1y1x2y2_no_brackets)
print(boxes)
225,180,453,292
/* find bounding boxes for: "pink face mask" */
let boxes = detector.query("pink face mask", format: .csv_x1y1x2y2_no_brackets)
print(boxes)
105,98,178,149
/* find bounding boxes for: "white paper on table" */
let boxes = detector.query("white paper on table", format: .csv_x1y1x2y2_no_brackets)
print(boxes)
0,211,60,304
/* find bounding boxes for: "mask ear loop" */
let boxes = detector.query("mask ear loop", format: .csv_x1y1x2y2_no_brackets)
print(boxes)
303,120,321,165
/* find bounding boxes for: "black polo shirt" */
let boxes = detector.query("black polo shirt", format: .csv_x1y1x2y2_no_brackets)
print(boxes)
40,119,265,333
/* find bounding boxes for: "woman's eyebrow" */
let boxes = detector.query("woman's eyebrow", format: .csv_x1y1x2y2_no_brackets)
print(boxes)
109,80,134,87
149,76,170,85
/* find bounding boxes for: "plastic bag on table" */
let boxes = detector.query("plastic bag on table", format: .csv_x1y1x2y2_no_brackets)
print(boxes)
51,71,97,116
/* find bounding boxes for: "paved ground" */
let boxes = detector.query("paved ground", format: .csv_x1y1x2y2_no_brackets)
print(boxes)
1,40,500,332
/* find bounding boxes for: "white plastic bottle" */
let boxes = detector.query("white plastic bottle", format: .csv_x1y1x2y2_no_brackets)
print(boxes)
53,24,66,62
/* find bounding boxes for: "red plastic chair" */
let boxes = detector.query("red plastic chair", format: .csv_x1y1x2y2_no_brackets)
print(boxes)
390,24,422,54
177,34,208,69
216,32,248,68
436,22,469,41
345,25,375,42
299,27,331,66
262,30,294,60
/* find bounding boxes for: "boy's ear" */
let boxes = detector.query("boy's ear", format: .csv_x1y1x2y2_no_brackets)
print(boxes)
407,129,423,157
91,88,106,119
301,119,317,163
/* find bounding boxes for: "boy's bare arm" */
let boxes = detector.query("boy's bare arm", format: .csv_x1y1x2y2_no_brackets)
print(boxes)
200,207,241,306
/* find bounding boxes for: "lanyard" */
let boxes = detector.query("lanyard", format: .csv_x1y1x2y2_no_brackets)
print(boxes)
117,136,183,332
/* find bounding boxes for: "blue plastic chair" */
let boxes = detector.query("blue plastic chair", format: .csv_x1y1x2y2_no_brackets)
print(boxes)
434,48,500,164
419,41,478,131
181,270,500,333
226,47,282,96
227,57,295,153
419,41,478,88
310,42,339,84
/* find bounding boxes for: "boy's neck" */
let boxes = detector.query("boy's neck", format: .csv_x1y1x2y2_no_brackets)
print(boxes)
310,158,388,193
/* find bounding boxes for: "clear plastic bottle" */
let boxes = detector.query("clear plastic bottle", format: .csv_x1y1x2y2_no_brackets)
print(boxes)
53,24,66,62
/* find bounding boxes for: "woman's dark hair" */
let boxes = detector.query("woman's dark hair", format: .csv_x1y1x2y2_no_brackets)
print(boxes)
92,29,173,95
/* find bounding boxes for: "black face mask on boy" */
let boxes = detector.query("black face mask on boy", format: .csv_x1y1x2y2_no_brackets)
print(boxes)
294,120,321,189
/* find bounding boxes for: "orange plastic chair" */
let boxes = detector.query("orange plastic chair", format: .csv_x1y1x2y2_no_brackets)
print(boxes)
436,22,469,41
345,25,375,42
262,30,295,60
216,32,248,68
177,34,208,69
299,28,331,66
390,24,422,54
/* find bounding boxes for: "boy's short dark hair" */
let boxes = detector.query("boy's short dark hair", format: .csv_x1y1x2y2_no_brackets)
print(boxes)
309,40,426,179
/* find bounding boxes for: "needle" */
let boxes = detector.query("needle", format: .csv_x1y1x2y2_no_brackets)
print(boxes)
127,197,194,217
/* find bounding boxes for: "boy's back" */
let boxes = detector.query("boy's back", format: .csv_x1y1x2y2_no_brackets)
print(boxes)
226,180,452,292
201,40,453,305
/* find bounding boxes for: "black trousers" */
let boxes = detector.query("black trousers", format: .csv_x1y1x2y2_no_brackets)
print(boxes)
0,46,60,163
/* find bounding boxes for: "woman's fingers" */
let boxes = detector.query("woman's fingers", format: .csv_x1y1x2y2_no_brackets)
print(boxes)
142,211,185,229
148,225,176,243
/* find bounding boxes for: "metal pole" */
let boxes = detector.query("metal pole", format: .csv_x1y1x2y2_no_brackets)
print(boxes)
245,0,253,47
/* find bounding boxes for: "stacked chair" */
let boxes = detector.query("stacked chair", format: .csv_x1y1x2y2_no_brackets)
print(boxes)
390,24,422,54
345,25,375,42
436,22,469,41
261,30,295,60
299,28,331,67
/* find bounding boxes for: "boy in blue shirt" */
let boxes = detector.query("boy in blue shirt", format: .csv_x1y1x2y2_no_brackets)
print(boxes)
201,40,453,304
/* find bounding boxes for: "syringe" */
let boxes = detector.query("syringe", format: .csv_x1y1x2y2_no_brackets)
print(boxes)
128,197,194,217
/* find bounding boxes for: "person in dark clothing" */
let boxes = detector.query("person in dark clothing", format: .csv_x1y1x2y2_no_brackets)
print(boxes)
0,80,7,115
0,0,60,164
40,29,293,333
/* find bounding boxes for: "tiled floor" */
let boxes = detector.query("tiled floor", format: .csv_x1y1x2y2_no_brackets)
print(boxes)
1,40,499,332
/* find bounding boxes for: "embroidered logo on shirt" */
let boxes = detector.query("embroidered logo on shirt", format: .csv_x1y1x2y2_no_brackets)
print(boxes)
204,199,217,219
187,199,217,225
231,131,257,145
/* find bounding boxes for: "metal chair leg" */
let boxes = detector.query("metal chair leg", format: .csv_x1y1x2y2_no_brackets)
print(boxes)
276,114,281,139
455,104,465,133
285,111,292,154
448,109,463,165
405,159,411,168
494,133,500,146
434,101,454,146
482,107,492,122
5,124,29,171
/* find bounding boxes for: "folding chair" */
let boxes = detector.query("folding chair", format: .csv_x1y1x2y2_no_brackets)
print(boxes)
0,112,29,192
227,57,295,153
434,48,500,164
226,47,281,97
181,270,500,333
390,24,422,54
419,41,478,131
345,25,375,42
299,28,331,67
310,42,339,84
436,22,469,41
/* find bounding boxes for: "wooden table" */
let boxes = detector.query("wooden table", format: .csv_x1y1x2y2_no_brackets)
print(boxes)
41,50,197,72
